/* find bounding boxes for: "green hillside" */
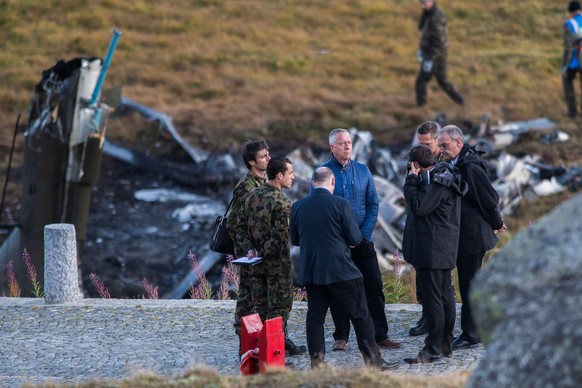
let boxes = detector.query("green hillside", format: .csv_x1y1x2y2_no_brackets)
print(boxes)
1,0,579,149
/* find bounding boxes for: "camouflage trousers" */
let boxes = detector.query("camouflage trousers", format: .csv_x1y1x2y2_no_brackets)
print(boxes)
563,68,582,116
251,259,294,333
233,265,254,335
415,53,464,106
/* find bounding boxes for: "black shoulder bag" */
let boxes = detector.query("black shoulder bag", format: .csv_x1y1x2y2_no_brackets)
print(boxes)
210,197,235,255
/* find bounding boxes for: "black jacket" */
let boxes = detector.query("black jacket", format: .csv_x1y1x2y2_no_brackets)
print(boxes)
290,188,362,286
455,145,504,255
403,163,467,269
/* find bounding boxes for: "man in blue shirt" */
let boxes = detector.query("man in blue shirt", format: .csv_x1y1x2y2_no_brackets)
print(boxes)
562,1,582,118
320,128,402,351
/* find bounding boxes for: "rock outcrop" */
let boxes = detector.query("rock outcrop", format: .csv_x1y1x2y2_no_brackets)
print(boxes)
469,193,582,387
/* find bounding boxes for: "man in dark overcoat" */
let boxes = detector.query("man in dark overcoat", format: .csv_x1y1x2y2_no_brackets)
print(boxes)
403,145,467,363
437,125,507,350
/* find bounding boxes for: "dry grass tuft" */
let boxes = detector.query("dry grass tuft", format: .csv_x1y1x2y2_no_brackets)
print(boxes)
58,365,470,387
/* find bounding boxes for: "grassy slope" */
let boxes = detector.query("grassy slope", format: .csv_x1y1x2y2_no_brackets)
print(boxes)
0,0,576,149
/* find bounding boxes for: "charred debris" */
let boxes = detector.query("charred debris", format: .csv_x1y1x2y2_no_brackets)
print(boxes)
1,43,580,298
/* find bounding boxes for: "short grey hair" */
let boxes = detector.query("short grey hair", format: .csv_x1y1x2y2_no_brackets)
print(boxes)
438,125,464,143
329,128,350,145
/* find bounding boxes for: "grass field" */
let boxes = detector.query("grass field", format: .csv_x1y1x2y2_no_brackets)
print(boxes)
0,0,578,149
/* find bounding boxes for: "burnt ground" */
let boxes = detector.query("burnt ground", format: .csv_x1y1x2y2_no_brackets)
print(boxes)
81,155,229,299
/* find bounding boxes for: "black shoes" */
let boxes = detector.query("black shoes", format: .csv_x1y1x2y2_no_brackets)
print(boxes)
452,337,479,350
285,338,307,356
408,316,428,336
379,359,399,370
403,349,442,364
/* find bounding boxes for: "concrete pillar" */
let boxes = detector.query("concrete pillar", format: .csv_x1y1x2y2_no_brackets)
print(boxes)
44,224,81,304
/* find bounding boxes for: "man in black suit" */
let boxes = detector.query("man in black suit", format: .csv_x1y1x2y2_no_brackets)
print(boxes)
290,167,398,370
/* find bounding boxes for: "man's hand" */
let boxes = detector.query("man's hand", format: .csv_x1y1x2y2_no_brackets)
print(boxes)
561,66,569,78
416,49,423,63
422,60,433,73
493,223,508,234
408,161,420,176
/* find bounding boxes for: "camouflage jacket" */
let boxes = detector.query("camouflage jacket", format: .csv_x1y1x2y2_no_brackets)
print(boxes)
226,172,266,258
418,3,448,61
236,184,291,271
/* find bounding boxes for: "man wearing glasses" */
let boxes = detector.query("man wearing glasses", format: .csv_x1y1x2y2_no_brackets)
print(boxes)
437,125,507,350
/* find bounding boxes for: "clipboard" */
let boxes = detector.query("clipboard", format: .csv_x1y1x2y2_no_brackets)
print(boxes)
232,256,263,266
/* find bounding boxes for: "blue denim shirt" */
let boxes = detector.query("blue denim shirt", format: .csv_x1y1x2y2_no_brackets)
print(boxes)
319,156,379,241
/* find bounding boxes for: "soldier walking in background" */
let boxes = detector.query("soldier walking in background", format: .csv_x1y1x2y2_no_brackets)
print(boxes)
237,156,307,356
226,140,270,340
415,0,464,107
561,1,582,118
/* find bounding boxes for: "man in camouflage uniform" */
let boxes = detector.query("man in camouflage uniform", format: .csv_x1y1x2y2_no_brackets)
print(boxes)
226,140,270,338
415,0,464,107
237,156,307,356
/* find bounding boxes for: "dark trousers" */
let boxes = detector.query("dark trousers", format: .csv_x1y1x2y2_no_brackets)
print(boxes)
330,240,388,343
306,278,382,367
563,68,582,115
415,53,464,106
457,251,485,343
418,268,455,356
414,267,425,314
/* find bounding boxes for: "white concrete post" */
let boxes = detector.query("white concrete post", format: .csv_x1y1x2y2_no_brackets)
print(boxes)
44,223,81,304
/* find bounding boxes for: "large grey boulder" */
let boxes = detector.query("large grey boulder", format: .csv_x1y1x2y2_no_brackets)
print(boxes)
468,193,582,387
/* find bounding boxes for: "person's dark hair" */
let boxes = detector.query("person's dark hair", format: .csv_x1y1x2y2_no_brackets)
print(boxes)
267,157,292,180
569,1,581,13
313,166,333,184
408,145,436,168
242,140,269,170
416,121,440,138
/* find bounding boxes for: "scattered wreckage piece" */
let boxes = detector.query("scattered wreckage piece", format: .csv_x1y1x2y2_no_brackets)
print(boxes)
468,116,559,157
164,251,224,299
118,97,208,164
2,30,122,294
103,139,238,187
373,176,406,257
104,98,240,187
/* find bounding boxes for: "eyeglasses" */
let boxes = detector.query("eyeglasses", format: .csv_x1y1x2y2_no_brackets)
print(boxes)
438,142,452,149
